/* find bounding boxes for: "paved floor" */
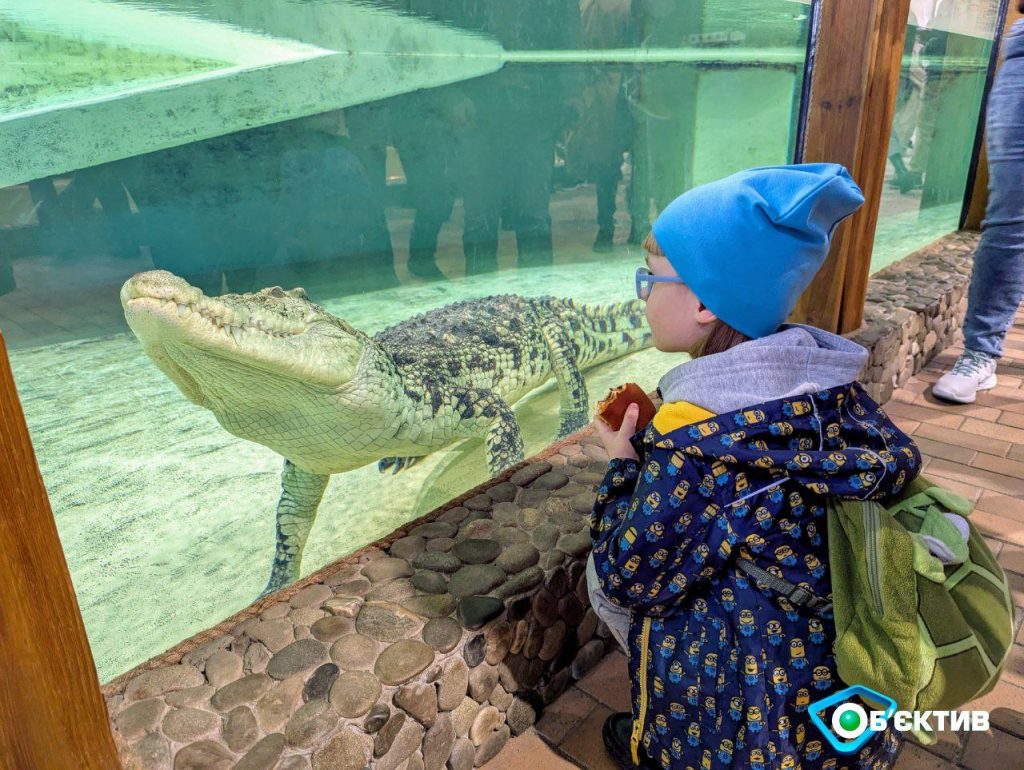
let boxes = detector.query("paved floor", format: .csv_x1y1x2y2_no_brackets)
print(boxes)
484,309,1024,769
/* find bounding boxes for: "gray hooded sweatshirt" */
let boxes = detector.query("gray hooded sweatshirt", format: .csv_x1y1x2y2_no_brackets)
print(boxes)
657,323,869,414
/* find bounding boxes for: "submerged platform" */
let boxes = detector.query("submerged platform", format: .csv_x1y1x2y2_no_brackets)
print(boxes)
0,0,504,187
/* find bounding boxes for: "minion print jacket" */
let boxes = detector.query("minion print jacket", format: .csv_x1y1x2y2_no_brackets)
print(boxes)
590,381,921,770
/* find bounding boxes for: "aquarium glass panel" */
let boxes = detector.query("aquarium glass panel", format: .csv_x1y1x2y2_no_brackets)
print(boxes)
0,0,811,681
871,0,1002,272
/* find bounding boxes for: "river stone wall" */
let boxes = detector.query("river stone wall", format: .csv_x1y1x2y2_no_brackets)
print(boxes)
103,232,976,769
849,231,976,404
105,433,620,770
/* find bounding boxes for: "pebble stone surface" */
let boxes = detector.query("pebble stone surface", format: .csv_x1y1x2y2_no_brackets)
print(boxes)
109,438,614,770
106,233,972,769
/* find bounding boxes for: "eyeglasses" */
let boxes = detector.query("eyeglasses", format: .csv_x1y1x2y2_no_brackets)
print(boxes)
635,267,685,301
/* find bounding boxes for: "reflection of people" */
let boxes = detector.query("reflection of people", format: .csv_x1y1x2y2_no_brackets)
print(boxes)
934,11,1024,403
903,0,959,195
389,85,465,280
454,1,581,274
570,0,638,252
888,12,924,193
586,165,913,770
628,0,703,241
25,161,140,261
0,251,13,296
385,0,489,279
272,115,399,295
132,117,397,296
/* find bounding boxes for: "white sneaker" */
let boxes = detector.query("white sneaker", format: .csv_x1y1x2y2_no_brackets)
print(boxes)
932,350,998,404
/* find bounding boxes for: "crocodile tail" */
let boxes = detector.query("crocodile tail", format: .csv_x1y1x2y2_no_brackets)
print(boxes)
554,297,653,368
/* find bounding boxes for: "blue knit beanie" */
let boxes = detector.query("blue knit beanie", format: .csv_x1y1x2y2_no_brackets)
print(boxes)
651,163,864,339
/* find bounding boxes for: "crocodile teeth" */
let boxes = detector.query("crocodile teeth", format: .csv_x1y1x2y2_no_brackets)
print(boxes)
230,326,243,345
177,304,188,317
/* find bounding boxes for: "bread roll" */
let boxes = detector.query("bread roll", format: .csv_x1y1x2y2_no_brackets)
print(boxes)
596,382,657,431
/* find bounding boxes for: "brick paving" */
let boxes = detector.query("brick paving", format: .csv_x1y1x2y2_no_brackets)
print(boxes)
485,309,1024,769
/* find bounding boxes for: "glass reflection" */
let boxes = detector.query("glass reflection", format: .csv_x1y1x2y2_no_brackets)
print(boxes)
0,0,810,680
873,0,1001,272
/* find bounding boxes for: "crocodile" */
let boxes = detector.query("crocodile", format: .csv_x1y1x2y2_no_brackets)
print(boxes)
121,270,651,596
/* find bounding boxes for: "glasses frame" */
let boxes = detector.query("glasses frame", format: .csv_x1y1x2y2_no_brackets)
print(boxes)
635,266,685,301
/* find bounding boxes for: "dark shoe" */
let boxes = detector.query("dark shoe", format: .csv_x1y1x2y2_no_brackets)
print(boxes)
593,228,614,253
889,151,909,179
407,258,446,281
603,712,659,769
463,240,499,276
899,170,922,194
888,152,908,189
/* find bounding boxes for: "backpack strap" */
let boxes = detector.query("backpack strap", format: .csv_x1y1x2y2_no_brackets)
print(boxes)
735,557,833,618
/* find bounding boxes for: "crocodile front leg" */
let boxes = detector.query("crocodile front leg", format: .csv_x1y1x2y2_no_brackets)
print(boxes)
449,387,525,475
260,460,330,598
378,456,423,474
541,316,589,437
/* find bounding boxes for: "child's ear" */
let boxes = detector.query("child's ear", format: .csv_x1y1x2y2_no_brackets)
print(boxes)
696,302,718,326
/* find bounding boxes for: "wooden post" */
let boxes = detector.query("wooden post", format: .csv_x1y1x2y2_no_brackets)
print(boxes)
791,0,913,333
0,331,121,770
964,1,1021,230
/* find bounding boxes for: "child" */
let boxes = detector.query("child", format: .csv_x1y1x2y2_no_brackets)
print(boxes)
587,164,921,770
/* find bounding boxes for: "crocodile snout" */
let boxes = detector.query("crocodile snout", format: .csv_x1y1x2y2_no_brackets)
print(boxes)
120,271,202,308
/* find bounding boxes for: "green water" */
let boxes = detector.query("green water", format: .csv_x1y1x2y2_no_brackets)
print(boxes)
10,257,678,682
0,0,996,682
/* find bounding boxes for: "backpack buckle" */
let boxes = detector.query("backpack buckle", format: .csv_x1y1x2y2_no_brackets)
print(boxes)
787,586,813,605
788,586,833,616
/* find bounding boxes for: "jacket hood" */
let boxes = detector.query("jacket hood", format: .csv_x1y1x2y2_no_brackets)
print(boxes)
658,323,868,414
642,381,921,502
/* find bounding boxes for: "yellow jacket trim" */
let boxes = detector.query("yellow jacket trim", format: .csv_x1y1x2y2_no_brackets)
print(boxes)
632,400,716,764
631,616,653,764
652,401,716,435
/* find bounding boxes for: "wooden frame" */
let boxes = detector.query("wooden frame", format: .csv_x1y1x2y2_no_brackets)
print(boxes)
790,0,914,334
0,331,120,769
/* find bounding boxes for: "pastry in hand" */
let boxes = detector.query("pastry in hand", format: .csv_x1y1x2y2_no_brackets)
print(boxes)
596,382,657,432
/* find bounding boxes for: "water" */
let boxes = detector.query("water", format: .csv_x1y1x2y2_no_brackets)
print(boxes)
3,0,988,682
13,260,677,680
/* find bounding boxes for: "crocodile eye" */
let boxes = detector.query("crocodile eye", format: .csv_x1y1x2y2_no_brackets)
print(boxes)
286,287,308,300
268,286,286,298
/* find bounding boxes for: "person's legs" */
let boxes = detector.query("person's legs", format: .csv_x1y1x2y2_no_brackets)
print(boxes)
455,108,501,276
935,59,1024,403
961,163,1024,358
407,161,456,279
394,103,456,280
509,124,555,270
594,161,621,252
628,113,652,244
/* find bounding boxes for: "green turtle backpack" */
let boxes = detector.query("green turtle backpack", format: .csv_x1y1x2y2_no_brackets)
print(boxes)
736,475,1014,744
826,476,1015,735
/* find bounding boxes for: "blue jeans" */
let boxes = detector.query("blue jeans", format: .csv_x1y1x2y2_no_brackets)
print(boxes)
964,26,1024,358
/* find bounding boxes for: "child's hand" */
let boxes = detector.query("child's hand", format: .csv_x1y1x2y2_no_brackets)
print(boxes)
592,403,641,462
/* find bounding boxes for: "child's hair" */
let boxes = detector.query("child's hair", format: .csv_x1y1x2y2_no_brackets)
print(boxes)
642,232,750,358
